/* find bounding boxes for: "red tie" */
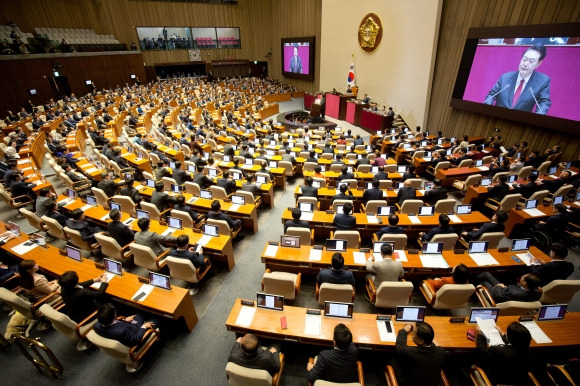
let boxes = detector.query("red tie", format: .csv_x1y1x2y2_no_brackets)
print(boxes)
512,79,525,107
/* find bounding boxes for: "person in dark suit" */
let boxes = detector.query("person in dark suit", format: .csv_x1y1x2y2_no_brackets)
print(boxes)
119,177,142,204
169,235,209,269
486,174,510,201
151,181,175,216
484,44,551,115
362,180,383,204
9,173,36,202
330,183,354,205
284,208,310,233
393,322,446,386
94,303,158,347
192,164,213,189
316,253,355,287
423,179,447,206
134,217,177,255
305,151,318,164
375,214,406,239
419,214,456,242
400,165,417,182
461,211,508,241
173,195,201,223
66,208,102,243
307,323,359,384
530,242,574,286
301,176,319,198
512,173,539,199
336,165,354,182
373,166,389,181
107,209,135,247
171,161,189,185
473,272,541,303
289,47,302,73
98,172,123,198
333,202,356,230
207,200,241,230
44,200,69,227
397,179,417,205
155,161,171,181
217,171,236,195
59,270,109,323
229,333,281,376
242,174,261,196
537,203,569,241
476,321,532,386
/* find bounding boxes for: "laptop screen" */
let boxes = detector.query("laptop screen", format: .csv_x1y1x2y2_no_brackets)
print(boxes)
280,235,300,248
208,168,218,177
475,159,483,166
223,155,231,162
576,191,580,201
422,242,443,254
371,166,379,173
203,224,218,236
231,195,245,205
508,174,517,183
146,179,155,188
553,196,564,205
232,171,242,181
395,306,426,322
480,178,492,186
324,301,353,319
269,161,278,168
245,158,253,165
256,176,267,184
32,233,47,247
167,217,182,229
511,239,531,251
468,241,489,254
188,165,196,172
110,202,121,212
104,258,123,276
149,272,171,290
326,239,347,252
548,166,558,175
396,182,404,189
86,195,97,207
421,141,428,147
67,189,76,199
257,293,284,311
469,307,500,323
200,190,212,199
171,184,184,193
377,206,393,216
299,202,314,213
311,180,321,188
66,246,82,262
169,162,176,169
397,166,407,173
537,304,567,321
418,206,434,216
335,205,344,214
525,199,538,209
136,209,150,219
456,205,472,215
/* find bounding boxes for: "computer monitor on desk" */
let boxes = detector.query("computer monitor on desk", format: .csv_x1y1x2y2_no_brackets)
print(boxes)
377,206,394,216
537,304,567,321
7,221,20,236
468,307,499,323
257,293,284,311
280,235,300,248
511,239,530,251
231,195,245,205
397,165,407,173
324,301,353,319
104,258,123,276
456,205,472,215
86,195,97,207
110,202,121,212
395,306,426,322
421,242,443,254
256,176,267,184
149,272,171,290
146,179,155,188
171,184,184,193
468,241,489,254
66,246,82,262
200,190,212,199
167,217,182,230
299,202,314,213
136,209,150,219
203,224,219,237
418,206,435,216
524,199,538,209
326,239,347,252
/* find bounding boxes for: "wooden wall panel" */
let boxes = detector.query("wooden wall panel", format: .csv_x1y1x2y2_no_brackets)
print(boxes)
427,0,580,161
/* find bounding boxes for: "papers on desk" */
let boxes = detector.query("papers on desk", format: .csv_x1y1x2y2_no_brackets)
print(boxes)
408,216,422,224
132,284,154,302
477,166,489,171
309,248,322,261
394,250,408,262
523,208,546,217
12,241,38,255
477,317,504,346
90,273,116,289
377,320,396,342
366,215,378,224
419,254,449,268
229,204,241,212
197,234,213,247
161,228,176,237
516,252,540,266
100,214,110,221
188,197,198,204
85,167,98,174
469,253,499,266
520,321,552,344
58,198,74,206
301,212,314,221
448,214,462,223
18,159,29,165
352,252,367,264
235,305,256,327
264,245,279,257
134,184,143,190
80,204,93,211
304,313,321,336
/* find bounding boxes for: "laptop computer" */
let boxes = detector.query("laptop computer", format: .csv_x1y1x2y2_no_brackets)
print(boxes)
299,202,314,213
553,196,564,205
537,304,567,321
167,217,182,230
245,158,253,166
232,171,243,181
397,165,407,173
171,184,184,193
110,202,121,212
104,258,123,276
511,238,531,251
66,245,82,262
480,178,492,186
86,195,97,207
377,206,394,216
67,189,76,199
422,242,443,254
468,307,500,323
324,301,353,319
280,235,300,248
136,209,150,219
395,306,426,322
203,224,219,237
32,233,48,248
223,155,231,162
508,174,518,183
145,179,156,188
208,168,218,177
169,162,176,169
418,206,435,216
326,239,347,252
524,199,538,209
548,166,558,175
200,190,212,199
312,180,321,188
149,272,171,290
7,221,20,236
231,195,245,205
256,175,267,184
475,159,483,167
371,166,379,173
456,205,472,215
257,293,284,311
269,161,278,168
373,241,395,259
188,165,196,172
468,241,489,254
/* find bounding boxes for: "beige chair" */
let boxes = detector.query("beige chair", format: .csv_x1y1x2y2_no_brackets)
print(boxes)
545,184,573,204
396,199,423,214
406,178,423,189
303,162,317,172
110,160,133,179
308,361,363,386
140,201,169,222
111,195,137,217
420,282,475,310
366,280,413,309
384,164,396,173
434,199,456,214
20,208,48,233
236,190,262,208
378,180,393,189
184,181,201,196
539,280,580,304
331,230,360,249
41,215,69,242
0,287,61,333
517,165,534,180
492,171,510,184
262,269,301,301
545,363,577,386
39,304,97,351
0,186,34,215
278,160,296,178
62,173,92,195
405,151,424,164
386,366,449,386
362,200,388,214
517,189,549,208
312,177,327,188
207,218,241,238
94,233,133,265
460,232,505,249
162,176,177,191
356,164,371,173
456,159,473,168
170,209,196,229
129,244,168,272
87,328,160,373
339,179,358,189
91,187,111,209
475,285,542,315
332,199,353,213
209,185,229,200
226,355,285,386
315,283,355,305
374,233,408,250
165,256,212,295
285,227,314,246
536,160,552,175
63,227,100,254
453,174,482,192
426,161,450,177
430,233,458,250
484,193,521,212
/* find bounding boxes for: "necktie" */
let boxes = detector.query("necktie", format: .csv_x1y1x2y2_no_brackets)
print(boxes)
512,79,525,107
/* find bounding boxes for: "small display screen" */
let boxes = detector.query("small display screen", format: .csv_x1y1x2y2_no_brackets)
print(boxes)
395,306,426,322
324,301,353,318
326,239,347,252
257,292,284,311
149,272,171,290
104,258,123,275
421,242,443,254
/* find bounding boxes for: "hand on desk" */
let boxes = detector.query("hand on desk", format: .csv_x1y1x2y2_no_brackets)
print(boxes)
95,273,108,282
403,323,414,333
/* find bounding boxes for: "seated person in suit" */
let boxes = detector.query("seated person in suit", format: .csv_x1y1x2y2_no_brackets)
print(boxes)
473,272,541,303
65,208,102,243
461,211,508,241
305,150,318,164
333,202,356,230
425,263,469,291
9,173,36,202
152,181,176,217
35,187,56,218
94,303,158,347
362,180,383,204
366,243,404,287
397,179,417,205
192,164,213,189
330,183,354,205
97,172,124,198
307,323,359,384
316,253,355,287
173,195,202,224
488,158,510,177
400,164,417,182
242,174,261,196
207,200,241,230
59,270,109,323
171,161,190,185
486,174,510,201
217,171,236,195
281,148,296,166
393,322,446,386
44,200,69,227
336,165,354,182
284,208,310,233
376,214,406,239
423,179,447,206
170,235,209,270
134,217,177,255
18,259,60,302
229,333,281,376
258,163,274,182
372,151,386,167
530,242,574,286
419,214,456,242
301,176,318,198
373,165,389,181
512,173,540,198
476,321,531,386
119,177,143,204
537,203,569,241
107,209,135,247
155,161,171,181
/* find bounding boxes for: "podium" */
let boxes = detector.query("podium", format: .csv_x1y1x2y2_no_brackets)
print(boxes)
325,92,353,120
310,101,321,118
346,100,368,126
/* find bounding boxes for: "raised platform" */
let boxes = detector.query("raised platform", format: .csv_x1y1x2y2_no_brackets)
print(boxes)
276,110,337,131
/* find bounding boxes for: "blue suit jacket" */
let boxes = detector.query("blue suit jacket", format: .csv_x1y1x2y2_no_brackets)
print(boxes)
484,71,551,115
94,318,146,347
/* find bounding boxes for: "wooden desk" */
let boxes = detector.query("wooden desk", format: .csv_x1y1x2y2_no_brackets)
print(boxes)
122,152,153,174
503,205,556,238
226,298,578,351
1,227,198,332
302,170,393,188
436,166,490,188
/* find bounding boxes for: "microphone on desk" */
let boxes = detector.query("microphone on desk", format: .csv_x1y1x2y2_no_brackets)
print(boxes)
484,84,510,104
529,88,544,115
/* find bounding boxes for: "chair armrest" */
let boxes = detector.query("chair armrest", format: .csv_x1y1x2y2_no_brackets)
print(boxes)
469,366,492,386
385,365,398,386
528,372,541,386
310,229,314,244
475,285,496,307
315,282,320,300
419,280,437,306
129,328,160,362
485,198,500,206
329,230,335,239
440,369,450,386
360,203,366,212
155,249,170,266
72,180,91,187
33,293,63,313
11,195,34,205
75,310,98,340
307,357,315,386
357,361,364,386
395,203,401,212
196,258,212,280
366,277,377,304
372,233,378,242
272,352,284,386
294,272,302,296
426,166,435,175
121,241,134,251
